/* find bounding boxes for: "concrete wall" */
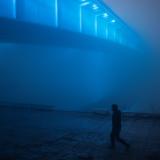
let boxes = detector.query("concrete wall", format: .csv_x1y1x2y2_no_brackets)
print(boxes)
0,43,154,113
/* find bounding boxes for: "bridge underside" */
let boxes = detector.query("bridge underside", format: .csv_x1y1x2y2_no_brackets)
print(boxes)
0,18,126,52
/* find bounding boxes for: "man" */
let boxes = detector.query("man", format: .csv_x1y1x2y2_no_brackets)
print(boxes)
110,104,130,150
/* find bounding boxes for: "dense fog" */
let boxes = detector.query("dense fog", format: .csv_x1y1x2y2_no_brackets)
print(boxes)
0,42,156,113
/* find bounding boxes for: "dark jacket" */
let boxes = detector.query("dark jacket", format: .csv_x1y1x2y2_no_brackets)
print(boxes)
112,110,121,129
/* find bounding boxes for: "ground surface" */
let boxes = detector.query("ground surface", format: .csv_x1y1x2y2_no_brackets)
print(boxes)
0,107,160,160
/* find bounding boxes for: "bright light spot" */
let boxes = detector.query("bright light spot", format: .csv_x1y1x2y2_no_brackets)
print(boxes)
81,1,90,6
111,19,116,23
13,0,16,4
92,4,99,10
12,0,16,18
55,0,58,27
103,13,108,18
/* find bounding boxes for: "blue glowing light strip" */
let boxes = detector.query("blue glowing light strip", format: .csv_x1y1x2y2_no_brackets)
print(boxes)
55,0,58,27
13,0,16,18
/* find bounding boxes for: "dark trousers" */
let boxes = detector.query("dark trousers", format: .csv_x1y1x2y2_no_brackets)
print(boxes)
110,127,129,148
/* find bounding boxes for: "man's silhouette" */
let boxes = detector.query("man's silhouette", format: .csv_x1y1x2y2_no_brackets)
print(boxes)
110,104,130,150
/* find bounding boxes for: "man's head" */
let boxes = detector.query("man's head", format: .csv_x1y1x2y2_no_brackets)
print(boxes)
112,104,118,112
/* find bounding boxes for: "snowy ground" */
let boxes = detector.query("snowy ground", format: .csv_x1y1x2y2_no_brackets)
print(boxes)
0,107,160,160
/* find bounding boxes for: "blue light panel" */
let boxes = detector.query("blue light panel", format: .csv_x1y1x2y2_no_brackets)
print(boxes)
58,0,80,32
16,0,57,26
97,17,108,39
81,7,96,36
0,0,16,18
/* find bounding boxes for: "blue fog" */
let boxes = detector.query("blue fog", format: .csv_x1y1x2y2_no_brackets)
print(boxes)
0,43,153,112
0,2,160,160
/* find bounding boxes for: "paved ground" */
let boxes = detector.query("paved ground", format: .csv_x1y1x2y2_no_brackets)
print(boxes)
0,107,160,160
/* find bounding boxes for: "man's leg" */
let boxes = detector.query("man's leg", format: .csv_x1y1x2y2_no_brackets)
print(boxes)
116,131,130,148
110,131,116,149
117,137,130,147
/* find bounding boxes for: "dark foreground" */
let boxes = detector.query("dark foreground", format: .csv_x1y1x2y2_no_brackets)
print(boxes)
0,107,160,160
